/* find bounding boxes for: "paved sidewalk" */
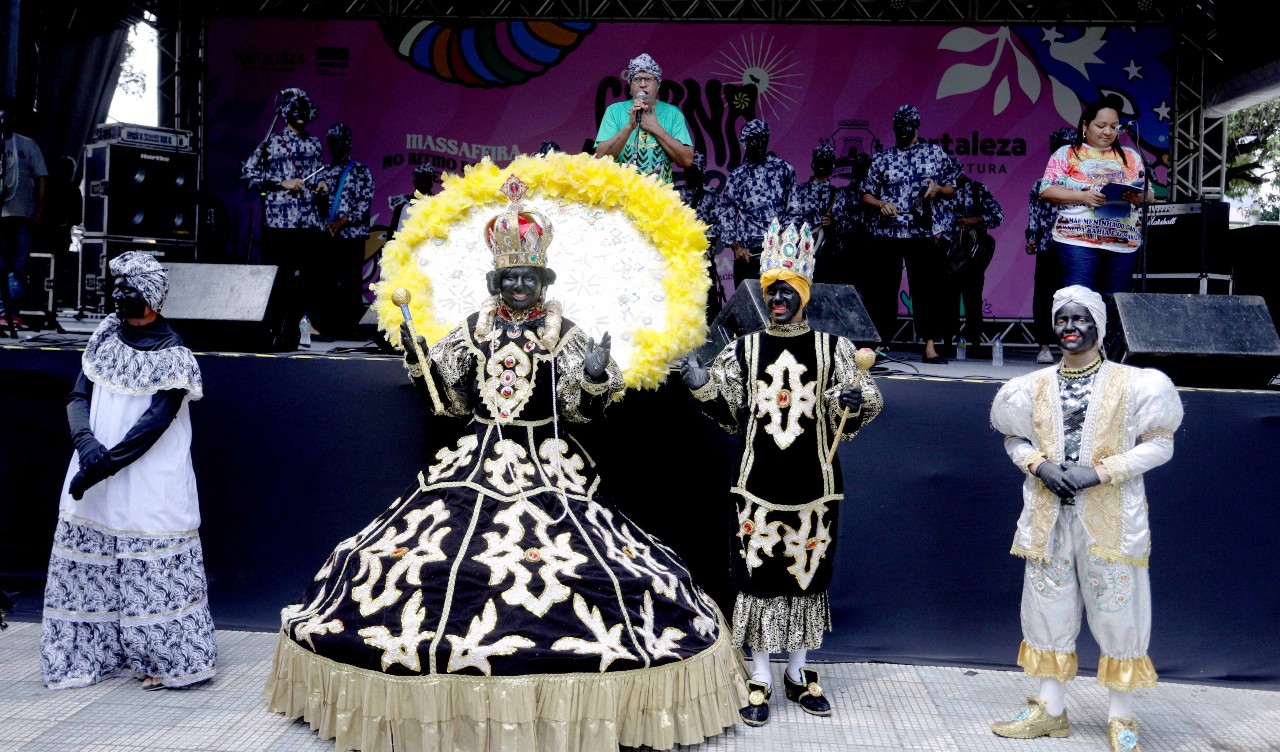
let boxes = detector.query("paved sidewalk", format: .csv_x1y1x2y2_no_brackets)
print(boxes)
1,621,1276,751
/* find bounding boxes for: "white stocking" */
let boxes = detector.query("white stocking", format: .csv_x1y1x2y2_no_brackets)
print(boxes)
1109,688,1134,720
786,649,808,683
1039,678,1066,716
751,650,772,685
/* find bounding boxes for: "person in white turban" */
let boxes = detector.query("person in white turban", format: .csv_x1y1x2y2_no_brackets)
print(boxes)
987,285,1184,752
40,251,216,691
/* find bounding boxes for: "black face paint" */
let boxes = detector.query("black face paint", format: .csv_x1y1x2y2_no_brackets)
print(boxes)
766,280,803,325
111,277,149,320
497,266,545,312
744,135,769,164
1053,302,1099,354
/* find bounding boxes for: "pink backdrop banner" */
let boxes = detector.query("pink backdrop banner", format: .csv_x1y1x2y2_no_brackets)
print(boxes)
206,20,1172,318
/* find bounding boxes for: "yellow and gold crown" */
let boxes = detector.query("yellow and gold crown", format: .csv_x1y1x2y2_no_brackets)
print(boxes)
485,175,553,269
760,218,816,282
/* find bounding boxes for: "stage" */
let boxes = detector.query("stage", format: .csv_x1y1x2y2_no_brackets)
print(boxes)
2,342,1278,689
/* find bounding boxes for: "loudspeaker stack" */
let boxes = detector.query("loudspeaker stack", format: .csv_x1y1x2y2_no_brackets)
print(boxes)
74,124,199,315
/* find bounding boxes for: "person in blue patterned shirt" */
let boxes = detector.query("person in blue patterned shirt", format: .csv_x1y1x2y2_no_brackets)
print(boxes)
1027,127,1080,364
311,122,375,339
784,139,852,284
594,53,693,184
716,119,796,291
942,159,1003,352
859,105,958,362
242,88,324,347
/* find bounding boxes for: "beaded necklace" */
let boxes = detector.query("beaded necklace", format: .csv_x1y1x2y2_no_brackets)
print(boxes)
1059,354,1103,380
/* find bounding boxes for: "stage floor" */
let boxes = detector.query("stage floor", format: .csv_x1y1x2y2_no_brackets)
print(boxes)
1,620,1276,752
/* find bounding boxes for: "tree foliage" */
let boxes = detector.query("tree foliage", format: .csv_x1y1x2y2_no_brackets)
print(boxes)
1226,98,1280,221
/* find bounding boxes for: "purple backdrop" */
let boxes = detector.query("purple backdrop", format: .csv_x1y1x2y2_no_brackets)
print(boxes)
206,20,1172,318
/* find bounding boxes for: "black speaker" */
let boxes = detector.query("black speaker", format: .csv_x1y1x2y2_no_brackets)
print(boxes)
1142,200,1230,274
1107,292,1280,388
83,142,199,240
695,280,880,362
162,262,291,352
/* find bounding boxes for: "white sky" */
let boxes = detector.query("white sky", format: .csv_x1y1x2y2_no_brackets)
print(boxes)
106,20,158,127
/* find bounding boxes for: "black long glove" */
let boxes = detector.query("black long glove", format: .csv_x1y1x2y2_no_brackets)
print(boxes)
1061,466,1102,494
1034,462,1074,498
74,435,113,477
400,321,427,365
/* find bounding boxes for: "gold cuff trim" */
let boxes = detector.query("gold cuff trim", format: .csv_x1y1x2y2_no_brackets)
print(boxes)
1097,654,1158,691
580,374,612,396
691,377,718,402
1010,545,1051,563
1099,455,1130,485
1022,452,1048,475
1017,641,1078,682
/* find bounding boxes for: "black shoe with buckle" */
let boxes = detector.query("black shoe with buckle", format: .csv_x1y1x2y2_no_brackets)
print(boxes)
784,668,832,717
739,679,771,726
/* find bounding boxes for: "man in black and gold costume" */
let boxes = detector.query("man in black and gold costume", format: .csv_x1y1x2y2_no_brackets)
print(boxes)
682,218,883,727
265,176,745,752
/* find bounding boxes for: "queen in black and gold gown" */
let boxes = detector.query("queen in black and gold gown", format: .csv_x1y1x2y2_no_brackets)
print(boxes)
264,179,745,752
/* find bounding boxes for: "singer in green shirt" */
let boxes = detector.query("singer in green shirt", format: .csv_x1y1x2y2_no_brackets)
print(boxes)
594,52,694,185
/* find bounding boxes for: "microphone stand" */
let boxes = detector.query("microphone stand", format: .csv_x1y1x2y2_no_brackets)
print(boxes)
248,111,280,264
1123,123,1154,293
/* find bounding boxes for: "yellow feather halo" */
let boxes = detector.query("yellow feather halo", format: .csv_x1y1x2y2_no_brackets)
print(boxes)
371,151,711,390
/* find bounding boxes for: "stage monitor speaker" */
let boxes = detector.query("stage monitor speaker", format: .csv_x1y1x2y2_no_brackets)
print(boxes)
77,237,197,313
83,142,199,241
162,262,292,352
1106,292,1280,389
694,280,879,363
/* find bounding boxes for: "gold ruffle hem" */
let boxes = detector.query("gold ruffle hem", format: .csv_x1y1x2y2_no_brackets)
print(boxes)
1017,641,1078,683
1097,654,1158,691
263,628,748,752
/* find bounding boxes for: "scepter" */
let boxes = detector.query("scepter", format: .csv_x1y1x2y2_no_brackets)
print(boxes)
826,347,877,465
392,287,443,413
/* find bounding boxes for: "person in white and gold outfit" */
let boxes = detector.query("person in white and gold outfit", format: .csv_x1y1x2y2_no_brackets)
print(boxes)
681,219,882,727
988,285,1184,752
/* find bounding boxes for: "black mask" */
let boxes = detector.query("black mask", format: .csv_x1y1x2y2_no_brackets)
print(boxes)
744,135,769,164
766,280,804,325
1053,302,1100,355
812,158,834,179
489,266,547,312
893,124,917,147
111,277,149,320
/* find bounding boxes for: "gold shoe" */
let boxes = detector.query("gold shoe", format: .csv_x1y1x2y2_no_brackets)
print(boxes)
1108,717,1142,751
991,696,1070,739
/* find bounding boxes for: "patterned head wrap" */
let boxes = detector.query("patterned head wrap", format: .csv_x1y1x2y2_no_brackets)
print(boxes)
812,139,836,162
691,151,706,172
538,141,560,155
1051,285,1107,340
893,104,922,132
277,87,318,123
1050,126,1078,151
109,251,168,313
326,122,352,150
740,119,770,141
623,53,662,85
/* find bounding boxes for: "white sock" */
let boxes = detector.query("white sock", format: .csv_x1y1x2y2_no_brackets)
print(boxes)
1109,689,1134,719
1038,678,1066,716
786,649,808,683
751,651,772,685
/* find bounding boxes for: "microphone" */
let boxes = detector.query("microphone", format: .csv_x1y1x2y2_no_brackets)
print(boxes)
1118,120,1137,133
634,91,648,126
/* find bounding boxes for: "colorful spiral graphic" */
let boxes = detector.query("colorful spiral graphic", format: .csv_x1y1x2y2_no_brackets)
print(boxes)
385,20,595,88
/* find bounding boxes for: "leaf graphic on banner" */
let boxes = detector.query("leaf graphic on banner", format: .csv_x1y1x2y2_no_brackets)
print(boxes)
1049,27,1106,78
937,61,995,100
1013,43,1043,102
994,76,1011,115
1050,76,1083,124
938,27,996,53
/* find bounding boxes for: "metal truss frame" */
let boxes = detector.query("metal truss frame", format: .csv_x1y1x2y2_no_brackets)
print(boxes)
162,1,1222,200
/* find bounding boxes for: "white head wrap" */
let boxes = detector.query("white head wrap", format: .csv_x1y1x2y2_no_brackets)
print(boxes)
1051,285,1106,340
109,251,169,313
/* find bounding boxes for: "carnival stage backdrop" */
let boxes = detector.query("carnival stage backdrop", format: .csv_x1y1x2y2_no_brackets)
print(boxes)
3,346,1277,688
207,20,1173,319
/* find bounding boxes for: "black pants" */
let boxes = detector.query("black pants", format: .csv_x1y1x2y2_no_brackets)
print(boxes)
859,234,905,345
953,262,988,345
260,226,314,348
310,233,367,338
901,236,953,343
732,246,762,295
1031,245,1061,346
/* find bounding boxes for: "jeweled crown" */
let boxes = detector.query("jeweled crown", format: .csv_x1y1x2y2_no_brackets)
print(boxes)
485,175,553,269
760,218,816,281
